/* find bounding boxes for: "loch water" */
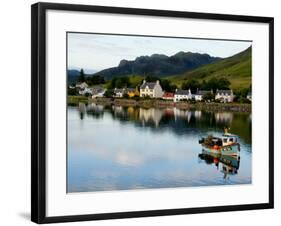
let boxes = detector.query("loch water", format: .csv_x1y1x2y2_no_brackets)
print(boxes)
67,103,252,192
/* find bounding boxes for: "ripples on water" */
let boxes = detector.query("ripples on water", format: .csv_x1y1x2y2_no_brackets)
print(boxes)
67,103,252,193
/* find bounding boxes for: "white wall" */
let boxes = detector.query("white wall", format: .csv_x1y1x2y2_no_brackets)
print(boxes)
0,0,279,225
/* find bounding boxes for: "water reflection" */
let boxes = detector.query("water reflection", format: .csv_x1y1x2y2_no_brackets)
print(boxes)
68,103,252,192
80,103,252,143
198,150,240,180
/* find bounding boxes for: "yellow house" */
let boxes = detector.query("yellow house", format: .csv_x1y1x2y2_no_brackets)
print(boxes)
127,87,140,97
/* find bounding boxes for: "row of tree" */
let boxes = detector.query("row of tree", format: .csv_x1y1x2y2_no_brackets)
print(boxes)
77,69,105,85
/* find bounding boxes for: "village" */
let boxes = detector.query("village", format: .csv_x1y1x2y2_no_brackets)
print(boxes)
70,79,252,103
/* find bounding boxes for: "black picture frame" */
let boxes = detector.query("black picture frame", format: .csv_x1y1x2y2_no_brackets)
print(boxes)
31,2,274,224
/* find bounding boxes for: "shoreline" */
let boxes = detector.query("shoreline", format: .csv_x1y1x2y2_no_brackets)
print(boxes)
68,96,251,113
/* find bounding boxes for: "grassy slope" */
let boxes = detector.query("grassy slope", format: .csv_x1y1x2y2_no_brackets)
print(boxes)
167,46,252,91
104,74,145,88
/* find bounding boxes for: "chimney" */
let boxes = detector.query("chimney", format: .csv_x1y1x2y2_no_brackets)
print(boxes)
143,79,146,84
156,80,160,84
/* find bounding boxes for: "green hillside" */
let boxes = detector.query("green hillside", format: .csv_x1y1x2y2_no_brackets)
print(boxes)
168,46,252,91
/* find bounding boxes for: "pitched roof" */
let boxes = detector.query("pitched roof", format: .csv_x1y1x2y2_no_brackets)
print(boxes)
175,89,190,95
196,90,212,95
140,82,156,89
92,87,105,94
216,90,232,95
126,88,135,92
114,88,125,93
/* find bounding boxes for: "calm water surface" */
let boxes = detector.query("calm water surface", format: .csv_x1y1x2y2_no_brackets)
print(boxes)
67,103,252,192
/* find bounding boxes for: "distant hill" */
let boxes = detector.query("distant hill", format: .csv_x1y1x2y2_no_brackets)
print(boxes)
67,69,98,84
168,46,252,90
94,52,221,79
67,69,80,84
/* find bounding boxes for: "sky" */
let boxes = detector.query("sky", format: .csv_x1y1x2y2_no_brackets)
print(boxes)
67,32,252,72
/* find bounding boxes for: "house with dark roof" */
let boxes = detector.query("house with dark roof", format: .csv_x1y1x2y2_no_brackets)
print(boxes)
194,89,213,101
75,82,88,89
114,88,126,98
173,89,192,102
215,89,234,102
140,80,163,98
91,87,106,98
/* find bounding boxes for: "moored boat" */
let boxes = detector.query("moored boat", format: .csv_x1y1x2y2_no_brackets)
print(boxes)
199,129,240,156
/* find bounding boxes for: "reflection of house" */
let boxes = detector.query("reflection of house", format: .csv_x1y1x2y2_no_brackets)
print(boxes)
114,88,126,98
162,92,174,100
127,88,140,97
194,110,202,119
91,87,106,98
194,90,213,101
247,92,252,101
215,112,233,124
173,108,192,122
174,89,192,102
139,108,163,127
140,80,163,98
215,90,234,103
112,105,125,117
87,103,104,112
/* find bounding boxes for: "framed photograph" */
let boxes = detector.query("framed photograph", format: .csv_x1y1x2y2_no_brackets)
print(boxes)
31,2,274,224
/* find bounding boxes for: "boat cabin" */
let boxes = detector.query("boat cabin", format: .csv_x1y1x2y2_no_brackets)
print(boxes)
222,134,238,146
199,134,238,147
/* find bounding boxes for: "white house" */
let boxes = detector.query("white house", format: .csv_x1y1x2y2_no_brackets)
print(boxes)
194,90,213,101
215,90,234,103
173,89,192,102
91,87,106,98
114,88,126,98
75,82,88,89
79,87,93,95
140,80,164,98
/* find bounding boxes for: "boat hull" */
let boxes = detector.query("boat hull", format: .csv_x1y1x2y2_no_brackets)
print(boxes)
202,143,240,156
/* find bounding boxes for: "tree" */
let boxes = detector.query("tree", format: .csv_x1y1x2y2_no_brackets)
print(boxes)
143,75,160,83
160,79,177,92
202,92,215,101
68,87,78,95
203,77,230,90
182,79,201,93
78,69,85,82
104,89,114,98
109,76,131,89
123,93,129,98
89,75,105,85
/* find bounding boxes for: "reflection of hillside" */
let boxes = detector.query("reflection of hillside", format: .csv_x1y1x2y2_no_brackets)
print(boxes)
76,104,251,144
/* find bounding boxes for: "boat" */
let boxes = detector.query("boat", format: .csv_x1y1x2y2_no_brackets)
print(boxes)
199,128,240,156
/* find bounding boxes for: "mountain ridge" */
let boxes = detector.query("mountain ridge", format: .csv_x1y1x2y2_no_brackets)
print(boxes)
94,51,221,79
